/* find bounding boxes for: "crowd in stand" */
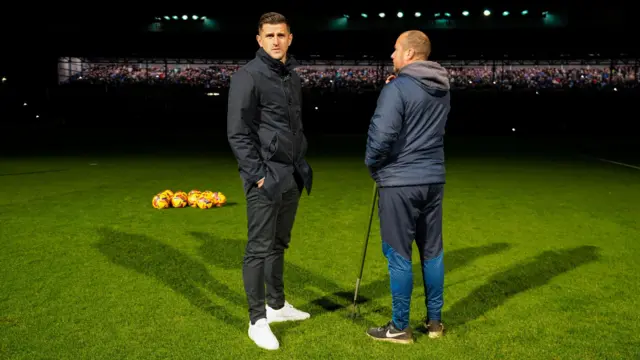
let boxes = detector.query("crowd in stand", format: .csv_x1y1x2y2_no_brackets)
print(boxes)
448,66,638,90
63,63,639,90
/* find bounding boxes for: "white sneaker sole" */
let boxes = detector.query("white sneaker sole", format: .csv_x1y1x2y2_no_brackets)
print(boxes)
248,333,279,350
267,314,311,324
248,322,280,350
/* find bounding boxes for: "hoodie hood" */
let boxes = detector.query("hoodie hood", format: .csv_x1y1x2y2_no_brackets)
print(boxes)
398,60,450,91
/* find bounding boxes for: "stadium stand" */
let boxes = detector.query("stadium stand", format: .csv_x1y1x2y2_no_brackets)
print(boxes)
58,58,639,91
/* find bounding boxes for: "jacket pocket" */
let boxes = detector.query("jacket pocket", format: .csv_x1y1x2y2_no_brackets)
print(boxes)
258,129,278,161
259,164,283,202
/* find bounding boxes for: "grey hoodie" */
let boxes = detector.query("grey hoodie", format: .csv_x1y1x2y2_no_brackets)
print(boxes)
399,60,451,92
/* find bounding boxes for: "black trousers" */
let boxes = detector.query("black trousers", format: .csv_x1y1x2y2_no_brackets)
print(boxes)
243,173,301,324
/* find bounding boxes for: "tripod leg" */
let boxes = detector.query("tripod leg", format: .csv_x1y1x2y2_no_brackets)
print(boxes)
351,182,378,318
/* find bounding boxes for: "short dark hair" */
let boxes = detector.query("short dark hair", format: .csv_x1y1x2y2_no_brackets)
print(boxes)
258,12,290,33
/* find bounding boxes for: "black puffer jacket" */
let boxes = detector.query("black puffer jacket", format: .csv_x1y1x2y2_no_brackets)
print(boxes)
227,48,312,201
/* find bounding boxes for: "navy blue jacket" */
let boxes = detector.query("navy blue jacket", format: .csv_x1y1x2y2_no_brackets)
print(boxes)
365,61,450,187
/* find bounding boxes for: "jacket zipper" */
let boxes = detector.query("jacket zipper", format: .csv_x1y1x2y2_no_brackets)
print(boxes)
281,76,295,164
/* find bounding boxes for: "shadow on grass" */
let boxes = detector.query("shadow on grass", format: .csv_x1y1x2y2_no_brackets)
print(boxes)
190,231,382,342
94,227,245,330
353,242,512,306
0,169,69,176
189,233,513,324
442,245,600,329
190,231,371,315
220,202,238,207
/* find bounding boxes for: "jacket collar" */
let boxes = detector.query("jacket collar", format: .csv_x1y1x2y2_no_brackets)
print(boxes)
256,48,298,76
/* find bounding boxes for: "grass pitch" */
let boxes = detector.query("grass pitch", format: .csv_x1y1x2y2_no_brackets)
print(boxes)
1,136,639,359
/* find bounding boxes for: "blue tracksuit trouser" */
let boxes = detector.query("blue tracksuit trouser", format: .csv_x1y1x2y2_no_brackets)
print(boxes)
378,184,445,330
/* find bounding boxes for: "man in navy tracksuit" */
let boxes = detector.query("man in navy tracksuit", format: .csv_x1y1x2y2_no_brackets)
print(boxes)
365,30,450,344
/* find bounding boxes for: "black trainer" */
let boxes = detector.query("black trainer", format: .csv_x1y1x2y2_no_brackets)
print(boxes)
366,321,414,344
424,319,445,338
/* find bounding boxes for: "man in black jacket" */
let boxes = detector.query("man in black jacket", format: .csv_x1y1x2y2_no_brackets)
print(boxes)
226,12,313,351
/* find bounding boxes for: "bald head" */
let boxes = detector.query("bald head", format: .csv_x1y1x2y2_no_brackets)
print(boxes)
399,30,431,60
392,30,431,73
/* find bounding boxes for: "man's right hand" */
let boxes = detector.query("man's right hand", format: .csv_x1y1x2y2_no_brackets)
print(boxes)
385,75,397,84
257,177,265,188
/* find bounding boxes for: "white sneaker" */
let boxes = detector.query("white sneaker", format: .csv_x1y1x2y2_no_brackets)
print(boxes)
248,318,279,350
266,301,311,323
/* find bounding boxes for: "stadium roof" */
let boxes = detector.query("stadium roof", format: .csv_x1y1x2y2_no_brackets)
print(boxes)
2,0,635,60
6,0,631,31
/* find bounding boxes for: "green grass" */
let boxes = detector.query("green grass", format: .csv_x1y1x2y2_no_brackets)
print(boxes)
1,142,640,359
